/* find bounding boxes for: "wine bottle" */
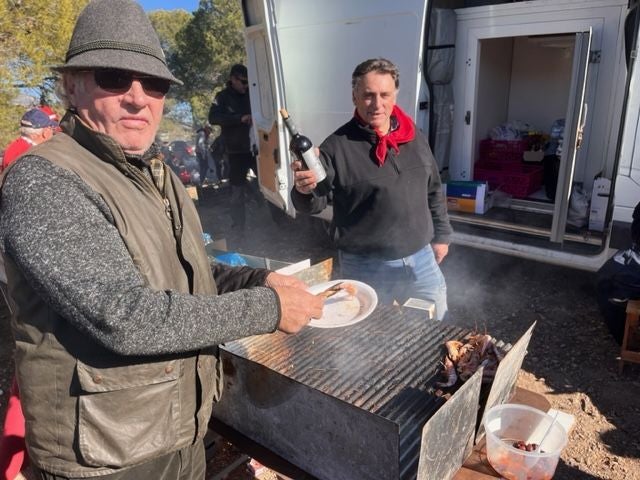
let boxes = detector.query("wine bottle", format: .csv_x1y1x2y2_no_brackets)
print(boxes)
279,108,329,193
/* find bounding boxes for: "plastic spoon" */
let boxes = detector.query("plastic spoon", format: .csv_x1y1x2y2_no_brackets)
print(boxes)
535,410,560,453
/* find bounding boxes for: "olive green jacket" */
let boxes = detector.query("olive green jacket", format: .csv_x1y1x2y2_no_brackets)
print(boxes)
2,114,247,476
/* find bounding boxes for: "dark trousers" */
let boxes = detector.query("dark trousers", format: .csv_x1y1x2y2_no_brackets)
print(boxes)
212,154,228,182
197,153,209,182
36,442,206,480
227,152,257,228
227,152,255,186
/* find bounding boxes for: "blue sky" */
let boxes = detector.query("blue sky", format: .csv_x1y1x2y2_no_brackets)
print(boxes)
139,0,199,12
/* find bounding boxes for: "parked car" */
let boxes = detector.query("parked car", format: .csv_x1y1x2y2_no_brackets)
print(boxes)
167,141,200,185
169,140,195,162
178,167,191,185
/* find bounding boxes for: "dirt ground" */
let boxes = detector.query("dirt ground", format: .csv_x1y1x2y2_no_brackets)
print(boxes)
1,181,639,480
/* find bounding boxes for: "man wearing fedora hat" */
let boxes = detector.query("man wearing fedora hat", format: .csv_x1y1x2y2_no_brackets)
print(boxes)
0,1,323,479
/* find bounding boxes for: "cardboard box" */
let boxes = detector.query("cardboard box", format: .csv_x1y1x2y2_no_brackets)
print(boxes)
523,149,544,163
445,181,491,214
186,185,198,200
402,297,436,320
589,177,611,232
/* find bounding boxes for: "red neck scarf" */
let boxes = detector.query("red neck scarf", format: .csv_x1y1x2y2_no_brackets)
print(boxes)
354,104,416,166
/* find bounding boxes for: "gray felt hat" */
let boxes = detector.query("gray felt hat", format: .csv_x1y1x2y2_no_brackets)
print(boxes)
55,0,182,85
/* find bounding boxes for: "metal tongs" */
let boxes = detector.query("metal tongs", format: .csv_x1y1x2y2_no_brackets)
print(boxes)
316,281,345,299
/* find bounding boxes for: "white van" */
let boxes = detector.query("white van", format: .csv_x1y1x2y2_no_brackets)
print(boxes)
241,0,640,271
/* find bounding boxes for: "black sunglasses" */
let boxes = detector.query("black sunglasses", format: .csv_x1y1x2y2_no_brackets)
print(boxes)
235,76,249,86
93,69,171,96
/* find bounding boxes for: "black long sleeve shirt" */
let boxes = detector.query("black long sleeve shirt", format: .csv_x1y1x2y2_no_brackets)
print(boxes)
292,118,452,259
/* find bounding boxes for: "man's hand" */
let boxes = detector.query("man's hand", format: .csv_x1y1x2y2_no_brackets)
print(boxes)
292,159,318,194
432,243,449,264
266,272,324,333
265,272,307,290
240,114,252,125
271,285,324,334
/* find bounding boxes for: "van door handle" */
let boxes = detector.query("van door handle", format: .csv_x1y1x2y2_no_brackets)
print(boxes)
576,103,588,149
465,111,471,125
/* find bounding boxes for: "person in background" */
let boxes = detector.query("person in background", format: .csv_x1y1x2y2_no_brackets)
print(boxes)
0,279,24,480
208,131,228,185
596,201,640,344
1,108,58,171
0,2,323,480
38,105,61,128
208,64,255,229
195,124,213,185
0,105,59,480
291,57,453,320
158,137,172,165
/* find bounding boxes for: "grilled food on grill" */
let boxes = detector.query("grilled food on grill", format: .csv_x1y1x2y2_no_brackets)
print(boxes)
436,333,504,388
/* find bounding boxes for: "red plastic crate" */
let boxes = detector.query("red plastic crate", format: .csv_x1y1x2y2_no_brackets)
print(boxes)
479,139,529,163
474,160,543,198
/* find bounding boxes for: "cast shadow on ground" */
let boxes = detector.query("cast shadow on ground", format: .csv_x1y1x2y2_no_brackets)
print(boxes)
443,247,640,478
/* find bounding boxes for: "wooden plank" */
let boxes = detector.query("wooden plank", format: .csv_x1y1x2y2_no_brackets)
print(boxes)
626,299,640,315
459,441,498,478
620,299,640,372
511,386,550,412
453,466,500,480
621,351,640,362
256,123,279,194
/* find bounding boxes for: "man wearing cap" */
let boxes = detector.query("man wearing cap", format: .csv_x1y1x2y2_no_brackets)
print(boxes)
1,108,58,171
37,105,60,123
0,1,323,479
208,64,255,230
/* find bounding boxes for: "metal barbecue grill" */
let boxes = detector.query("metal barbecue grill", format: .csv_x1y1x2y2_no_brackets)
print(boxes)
211,306,530,480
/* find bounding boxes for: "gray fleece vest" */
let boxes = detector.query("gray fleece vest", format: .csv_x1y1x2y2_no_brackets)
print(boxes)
5,115,221,476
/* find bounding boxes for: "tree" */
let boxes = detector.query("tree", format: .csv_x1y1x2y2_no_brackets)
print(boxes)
149,9,195,139
0,0,89,147
171,0,246,126
0,0,248,147
149,9,192,66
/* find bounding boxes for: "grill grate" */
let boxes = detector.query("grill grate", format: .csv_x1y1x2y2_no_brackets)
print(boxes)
221,306,473,479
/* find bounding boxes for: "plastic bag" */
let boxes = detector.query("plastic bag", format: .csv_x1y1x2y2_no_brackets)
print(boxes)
214,252,248,266
202,232,213,246
489,121,535,141
566,184,589,228
545,119,565,156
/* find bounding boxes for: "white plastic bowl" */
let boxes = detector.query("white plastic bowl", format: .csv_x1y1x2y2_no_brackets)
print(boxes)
484,403,568,480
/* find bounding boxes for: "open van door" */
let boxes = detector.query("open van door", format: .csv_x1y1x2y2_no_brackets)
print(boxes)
447,1,628,271
550,30,592,243
242,0,430,217
242,1,289,211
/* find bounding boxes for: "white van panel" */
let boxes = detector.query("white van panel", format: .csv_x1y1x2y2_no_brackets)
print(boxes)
272,0,428,146
613,3,640,226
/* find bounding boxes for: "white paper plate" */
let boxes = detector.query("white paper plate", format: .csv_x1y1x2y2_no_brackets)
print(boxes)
307,280,378,328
